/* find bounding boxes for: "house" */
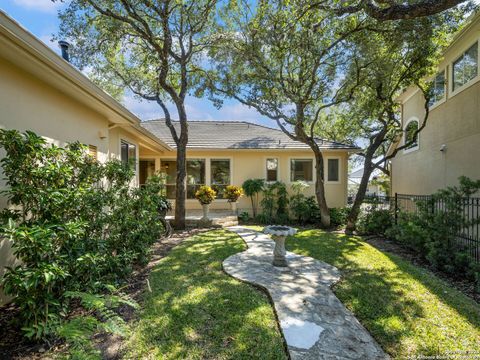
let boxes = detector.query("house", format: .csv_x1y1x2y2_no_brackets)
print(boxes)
141,120,358,212
348,167,387,200
0,10,357,303
390,12,480,195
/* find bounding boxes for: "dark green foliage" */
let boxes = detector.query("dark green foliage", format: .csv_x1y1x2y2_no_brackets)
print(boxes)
387,177,480,282
0,129,168,340
260,181,289,224
358,208,394,236
289,195,320,224
329,207,350,228
238,211,250,222
242,179,265,217
56,288,138,359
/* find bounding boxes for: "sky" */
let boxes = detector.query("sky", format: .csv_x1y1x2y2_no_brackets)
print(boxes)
0,0,272,126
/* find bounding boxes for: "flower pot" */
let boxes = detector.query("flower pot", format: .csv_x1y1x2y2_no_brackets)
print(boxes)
229,201,237,214
202,203,210,221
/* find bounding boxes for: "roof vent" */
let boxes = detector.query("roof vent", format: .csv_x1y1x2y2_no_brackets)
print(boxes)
58,40,71,62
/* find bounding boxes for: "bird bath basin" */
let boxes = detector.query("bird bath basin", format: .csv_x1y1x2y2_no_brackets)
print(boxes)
263,225,297,267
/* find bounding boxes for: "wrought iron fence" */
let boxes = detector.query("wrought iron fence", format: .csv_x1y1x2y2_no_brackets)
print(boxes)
363,193,480,263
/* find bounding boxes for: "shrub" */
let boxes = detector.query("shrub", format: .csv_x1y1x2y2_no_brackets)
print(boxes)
385,212,428,253
260,182,289,222
242,179,264,217
195,185,216,205
238,211,250,222
357,208,394,236
289,181,319,224
0,129,167,339
329,207,350,228
224,185,243,202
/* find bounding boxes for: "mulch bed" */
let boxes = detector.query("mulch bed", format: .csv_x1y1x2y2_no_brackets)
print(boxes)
0,228,210,360
361,234,480,304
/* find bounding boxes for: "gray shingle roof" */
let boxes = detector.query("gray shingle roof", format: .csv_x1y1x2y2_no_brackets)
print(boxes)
141,120,359,150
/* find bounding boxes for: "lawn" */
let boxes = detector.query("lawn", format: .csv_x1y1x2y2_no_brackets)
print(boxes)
123,229,287,359
282,228,480,358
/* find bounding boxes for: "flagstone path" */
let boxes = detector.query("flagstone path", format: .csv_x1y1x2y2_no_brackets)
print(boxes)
223,226,388,360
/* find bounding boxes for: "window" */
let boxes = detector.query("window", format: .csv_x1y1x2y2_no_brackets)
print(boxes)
327,158,339,182
187,159,206,199
120,140,136,170
429,71,446,106
161,160,177,199
404,120,419,150
211,159,231,197
266,158,278,182
453,42,478,91
88,145,97,160
290,159,313,182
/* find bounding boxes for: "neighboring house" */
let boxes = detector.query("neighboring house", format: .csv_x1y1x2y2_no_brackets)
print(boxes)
348,167,386,199
141,120,358,212
390,12,480,195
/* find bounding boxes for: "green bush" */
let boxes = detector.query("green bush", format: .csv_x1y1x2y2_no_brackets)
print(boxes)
242,179,264,217
386,177,480,282
0,130,168,339
357,208,393,236
329,207,350,228
259,181,289,224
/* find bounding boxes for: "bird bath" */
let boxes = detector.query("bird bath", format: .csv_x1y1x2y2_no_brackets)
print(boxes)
263,225,297,267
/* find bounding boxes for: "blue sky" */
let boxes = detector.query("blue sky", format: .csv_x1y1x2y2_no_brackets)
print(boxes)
0,0,272,125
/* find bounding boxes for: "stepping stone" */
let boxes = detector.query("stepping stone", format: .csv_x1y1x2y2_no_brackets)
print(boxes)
223,226,389,360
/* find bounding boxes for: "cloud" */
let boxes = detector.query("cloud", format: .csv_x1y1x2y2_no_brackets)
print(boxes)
12,0,61,13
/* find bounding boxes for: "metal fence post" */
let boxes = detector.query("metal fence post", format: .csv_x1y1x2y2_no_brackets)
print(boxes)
395,192,398,225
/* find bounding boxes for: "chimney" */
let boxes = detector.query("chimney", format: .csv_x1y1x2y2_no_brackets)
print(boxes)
58,40,70,62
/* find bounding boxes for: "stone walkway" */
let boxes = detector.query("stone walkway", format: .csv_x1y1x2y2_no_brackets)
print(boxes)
223,226,388,360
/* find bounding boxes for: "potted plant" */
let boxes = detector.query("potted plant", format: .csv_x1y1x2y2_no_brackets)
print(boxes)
224,185,243,213
195,185,216,220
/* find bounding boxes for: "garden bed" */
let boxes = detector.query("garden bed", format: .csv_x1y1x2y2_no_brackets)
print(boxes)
0,229,196,360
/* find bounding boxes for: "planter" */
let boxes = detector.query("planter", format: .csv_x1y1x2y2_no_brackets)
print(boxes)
263,225,297,267
229,201,237,214
202,203,210,221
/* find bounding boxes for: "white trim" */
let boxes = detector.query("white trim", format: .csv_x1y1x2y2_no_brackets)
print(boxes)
288,157,315,184
403,117,420,154
325,156,341,184
264,156,279,183
450,40,480,99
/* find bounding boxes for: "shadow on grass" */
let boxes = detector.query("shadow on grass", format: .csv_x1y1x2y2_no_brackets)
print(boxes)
287,230,480,357
124,229,287,360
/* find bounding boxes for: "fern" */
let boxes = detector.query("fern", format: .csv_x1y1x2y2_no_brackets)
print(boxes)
55,289,139,359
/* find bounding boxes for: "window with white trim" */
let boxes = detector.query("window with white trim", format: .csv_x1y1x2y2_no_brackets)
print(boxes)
211,159,231,197
120,140,136,170
404,120,419,150
266,158,278,182
327,158,340,182
290,159,313,182
429,70,446,106
453,42,478,91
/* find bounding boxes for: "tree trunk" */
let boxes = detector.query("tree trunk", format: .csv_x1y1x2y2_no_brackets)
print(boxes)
314,150,330,228
345,158,373,234
174,107,188,230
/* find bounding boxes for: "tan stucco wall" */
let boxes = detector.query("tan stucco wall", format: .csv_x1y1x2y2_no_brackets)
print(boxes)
391,28,480,195
0,57,126,305
153,149,349,213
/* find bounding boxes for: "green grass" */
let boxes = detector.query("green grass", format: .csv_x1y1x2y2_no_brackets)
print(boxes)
279,228,480,358
124,229,287,359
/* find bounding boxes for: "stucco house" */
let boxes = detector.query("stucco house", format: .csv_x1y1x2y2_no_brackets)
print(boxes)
0,10,358,302
390,12,480,195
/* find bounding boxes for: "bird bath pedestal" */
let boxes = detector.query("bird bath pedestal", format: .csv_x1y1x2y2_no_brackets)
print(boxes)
264,226,297,267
